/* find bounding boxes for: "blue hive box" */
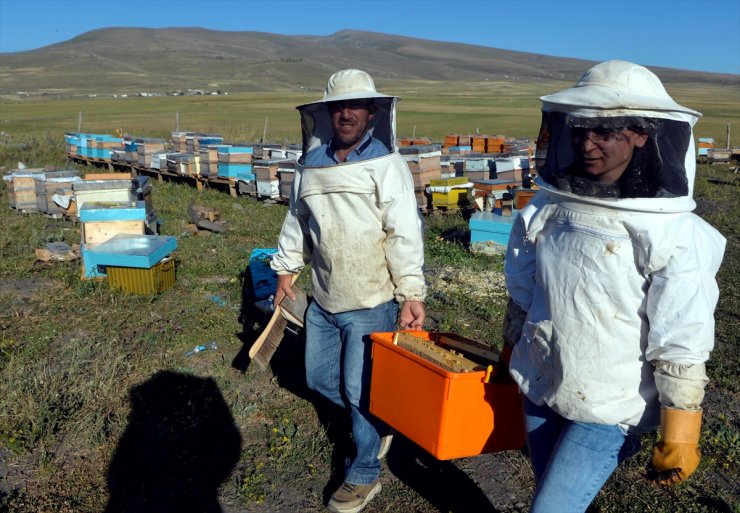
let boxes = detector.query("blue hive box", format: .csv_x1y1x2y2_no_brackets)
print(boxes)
469,211,517,254
80,201,147,222
249,248,278,301
218,146,254,154
82,234,177,278
218,163,254,179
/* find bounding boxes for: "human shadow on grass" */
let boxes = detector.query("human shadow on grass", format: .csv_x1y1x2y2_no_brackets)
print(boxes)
104,371,242,513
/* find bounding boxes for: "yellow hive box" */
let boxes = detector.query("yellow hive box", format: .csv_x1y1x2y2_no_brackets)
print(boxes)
430,176,471,209
432,188,469,208
106,258,175,295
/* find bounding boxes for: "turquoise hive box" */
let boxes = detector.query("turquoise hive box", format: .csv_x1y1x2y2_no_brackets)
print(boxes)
82,234,177,278
469,211,517,254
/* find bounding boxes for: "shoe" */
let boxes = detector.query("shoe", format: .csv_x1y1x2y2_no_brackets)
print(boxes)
328,480,382,513
377,429,394,460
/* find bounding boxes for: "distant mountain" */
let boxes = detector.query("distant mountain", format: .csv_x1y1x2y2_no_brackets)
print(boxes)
1,28,737,95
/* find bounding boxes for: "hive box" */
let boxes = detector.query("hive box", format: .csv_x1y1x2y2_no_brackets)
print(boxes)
369,331,525,460
79,201,150,247
217,163,254,180
256,179,280,199
429,176,470,209
249,248,277,301
82,234,177,278
469,211,517,254
73,180,135,212
107,257,176,295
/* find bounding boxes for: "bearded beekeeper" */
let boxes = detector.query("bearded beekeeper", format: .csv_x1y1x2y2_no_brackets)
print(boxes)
501,60,726,512
271,69,426,513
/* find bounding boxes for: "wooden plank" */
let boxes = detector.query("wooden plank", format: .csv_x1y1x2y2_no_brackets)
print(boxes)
85,172,133,180
81,220,145,246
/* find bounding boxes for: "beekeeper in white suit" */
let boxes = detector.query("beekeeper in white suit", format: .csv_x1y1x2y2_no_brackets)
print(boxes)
271,69,426,513
502,60,726,512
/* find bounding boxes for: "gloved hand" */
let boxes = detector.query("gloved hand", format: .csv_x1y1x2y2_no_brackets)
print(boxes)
650,408,702,484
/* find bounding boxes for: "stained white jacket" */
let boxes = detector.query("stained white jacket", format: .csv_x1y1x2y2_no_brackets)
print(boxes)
271,152,426,314
505,184,725,428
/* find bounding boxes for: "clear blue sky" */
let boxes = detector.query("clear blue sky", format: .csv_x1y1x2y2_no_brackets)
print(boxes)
1,0,739,74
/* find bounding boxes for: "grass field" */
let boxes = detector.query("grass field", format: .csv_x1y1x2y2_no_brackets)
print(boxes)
0,92,738,512
1,79,738,144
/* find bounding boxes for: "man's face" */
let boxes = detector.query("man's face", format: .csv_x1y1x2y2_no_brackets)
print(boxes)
572,128,648,183
328,100,375,150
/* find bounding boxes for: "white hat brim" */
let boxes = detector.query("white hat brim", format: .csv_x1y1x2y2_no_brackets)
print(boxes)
541,84,700,118
297,90,396,110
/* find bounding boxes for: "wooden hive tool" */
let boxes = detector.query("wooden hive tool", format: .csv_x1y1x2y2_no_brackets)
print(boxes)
249,275,308,370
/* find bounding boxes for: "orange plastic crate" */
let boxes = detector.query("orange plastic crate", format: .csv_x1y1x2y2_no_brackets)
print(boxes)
369,331,525,460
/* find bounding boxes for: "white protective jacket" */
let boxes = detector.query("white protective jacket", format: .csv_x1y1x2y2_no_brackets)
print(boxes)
505,61,726,429
271,80,426,314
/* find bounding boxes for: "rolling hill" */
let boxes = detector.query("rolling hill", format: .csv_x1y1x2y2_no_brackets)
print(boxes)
1,27,737,96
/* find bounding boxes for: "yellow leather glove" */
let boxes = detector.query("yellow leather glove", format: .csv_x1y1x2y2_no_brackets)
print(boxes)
650,408,702,484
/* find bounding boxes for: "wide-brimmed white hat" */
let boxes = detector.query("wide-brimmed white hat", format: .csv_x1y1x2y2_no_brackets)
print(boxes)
541,60,700,117
300,69,395,108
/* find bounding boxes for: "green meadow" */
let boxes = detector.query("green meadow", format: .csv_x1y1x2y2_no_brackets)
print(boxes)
2,80,737,144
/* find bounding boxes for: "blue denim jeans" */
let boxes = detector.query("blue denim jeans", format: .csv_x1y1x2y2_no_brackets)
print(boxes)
304,299,398,485
524,397,641,513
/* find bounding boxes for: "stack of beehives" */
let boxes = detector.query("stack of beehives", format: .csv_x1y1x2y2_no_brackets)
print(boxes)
398,137,433,147
253,159,282,199
401,144,443,211
171,132,224,154
136,138,166,168
198,145,228,177
276,160,296,200
217,146,254,180
76,175,157,279
4,168,81,215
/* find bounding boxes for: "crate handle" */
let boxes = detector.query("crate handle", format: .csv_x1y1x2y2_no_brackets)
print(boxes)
484,365,494,384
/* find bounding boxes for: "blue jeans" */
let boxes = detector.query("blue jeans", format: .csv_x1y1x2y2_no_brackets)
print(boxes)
304,299,398,485
524,398,641,513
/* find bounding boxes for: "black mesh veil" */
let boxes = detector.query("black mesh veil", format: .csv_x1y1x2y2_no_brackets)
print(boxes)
535,112,691,199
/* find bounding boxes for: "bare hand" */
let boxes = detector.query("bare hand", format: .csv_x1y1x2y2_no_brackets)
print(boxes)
399,301,425,330
274,274,297,308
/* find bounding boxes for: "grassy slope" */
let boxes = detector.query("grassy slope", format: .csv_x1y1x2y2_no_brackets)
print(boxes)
1,79,738,144
0,94,737,512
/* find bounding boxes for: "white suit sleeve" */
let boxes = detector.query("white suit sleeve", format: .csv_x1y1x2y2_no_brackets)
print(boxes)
381,171,426,303
645,217,725,364
646,217,725,410
270,182,312,275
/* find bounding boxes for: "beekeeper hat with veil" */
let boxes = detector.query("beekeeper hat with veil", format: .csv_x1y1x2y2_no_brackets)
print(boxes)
534,60,702,210
295,69,400,163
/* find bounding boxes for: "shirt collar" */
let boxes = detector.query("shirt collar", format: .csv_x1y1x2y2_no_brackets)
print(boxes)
327,132,373,163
